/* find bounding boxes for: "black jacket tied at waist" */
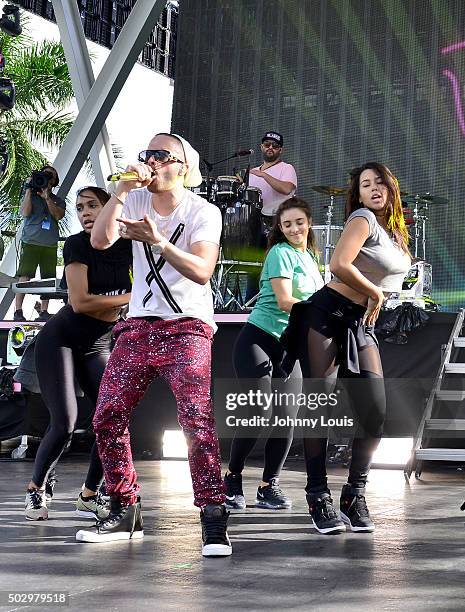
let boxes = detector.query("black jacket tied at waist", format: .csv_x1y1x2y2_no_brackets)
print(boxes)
280,286,376,378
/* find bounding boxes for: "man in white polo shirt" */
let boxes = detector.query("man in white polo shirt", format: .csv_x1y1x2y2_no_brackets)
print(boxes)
246,130,297,302
75,133,232,557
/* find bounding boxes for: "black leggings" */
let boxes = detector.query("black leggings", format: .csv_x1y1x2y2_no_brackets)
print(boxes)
228,323,301,482
298,287,386,493
31,305,114,490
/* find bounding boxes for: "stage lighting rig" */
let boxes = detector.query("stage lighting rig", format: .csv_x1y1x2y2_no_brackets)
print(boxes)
7,324,41,366
0,4,21,37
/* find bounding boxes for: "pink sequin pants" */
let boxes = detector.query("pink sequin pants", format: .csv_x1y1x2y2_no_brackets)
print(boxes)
93,317,225,507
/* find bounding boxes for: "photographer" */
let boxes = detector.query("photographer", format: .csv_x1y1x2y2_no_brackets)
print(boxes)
14,166,65,321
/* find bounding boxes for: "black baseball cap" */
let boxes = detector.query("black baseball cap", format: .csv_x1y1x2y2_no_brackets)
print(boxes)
261,131,283,147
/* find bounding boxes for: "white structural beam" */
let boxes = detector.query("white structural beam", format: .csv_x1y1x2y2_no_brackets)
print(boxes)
54,0,166,198
52,0,116,187
0,0,166,317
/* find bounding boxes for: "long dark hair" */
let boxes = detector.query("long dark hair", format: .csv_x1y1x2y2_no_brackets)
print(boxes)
267,196,318,255
76,186,111,205
346,161,409,252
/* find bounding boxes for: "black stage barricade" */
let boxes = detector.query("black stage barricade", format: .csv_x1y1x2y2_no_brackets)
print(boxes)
1,311,457,459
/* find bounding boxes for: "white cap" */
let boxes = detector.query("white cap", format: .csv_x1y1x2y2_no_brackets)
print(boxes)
171,133,203,188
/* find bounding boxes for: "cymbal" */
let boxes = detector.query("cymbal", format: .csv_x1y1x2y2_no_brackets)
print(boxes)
402,193,448,206
417,192,448,205
402,195,428,206
312,185,347,196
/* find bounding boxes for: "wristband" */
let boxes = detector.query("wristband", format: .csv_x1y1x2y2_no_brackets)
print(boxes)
150,238,168,255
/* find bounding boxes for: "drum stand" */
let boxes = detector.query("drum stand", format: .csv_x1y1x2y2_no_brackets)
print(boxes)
411,197,428,260
322,195,336,283
212,253,262,311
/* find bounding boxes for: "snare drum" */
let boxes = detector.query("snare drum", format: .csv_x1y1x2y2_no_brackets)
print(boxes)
216,176,241,201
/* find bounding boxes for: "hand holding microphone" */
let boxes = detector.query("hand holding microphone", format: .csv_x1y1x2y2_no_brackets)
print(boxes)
107,163,154,188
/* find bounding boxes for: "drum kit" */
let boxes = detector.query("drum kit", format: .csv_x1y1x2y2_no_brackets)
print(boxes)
191,174,265,310
192,170,446,311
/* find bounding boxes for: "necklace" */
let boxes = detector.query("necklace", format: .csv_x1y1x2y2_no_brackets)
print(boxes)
260,159,281,172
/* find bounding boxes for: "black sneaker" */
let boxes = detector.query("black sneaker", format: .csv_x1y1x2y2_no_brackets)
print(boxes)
45,470,57,506
255,478,291,509
224,472,246,510
13,309,26,322
307,491,345,534
75,497,144,542
201,504,232,556
340,484,374,532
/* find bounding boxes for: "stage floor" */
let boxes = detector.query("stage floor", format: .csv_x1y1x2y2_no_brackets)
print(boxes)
1,459,465,611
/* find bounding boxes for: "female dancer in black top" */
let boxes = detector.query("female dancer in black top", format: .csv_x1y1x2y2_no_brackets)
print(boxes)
24,186,132,520
283,162,410,534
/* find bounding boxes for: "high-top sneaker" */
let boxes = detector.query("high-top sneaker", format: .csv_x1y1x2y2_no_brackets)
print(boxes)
306,491,345,534
224,472,246,510
255,478,291,509
75,497,143,542
340,484,375,532
76,492,110,520
25,488,48,521
201,504,232,556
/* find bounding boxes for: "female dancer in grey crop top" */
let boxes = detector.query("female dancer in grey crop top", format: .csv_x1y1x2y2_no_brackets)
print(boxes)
282,162,410,535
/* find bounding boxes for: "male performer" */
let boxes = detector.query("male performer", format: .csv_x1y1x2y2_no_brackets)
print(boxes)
246,131,297,302
249,131,297,216
75,133,232,557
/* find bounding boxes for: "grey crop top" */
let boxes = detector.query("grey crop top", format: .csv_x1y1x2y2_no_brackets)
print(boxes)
332,208,411,293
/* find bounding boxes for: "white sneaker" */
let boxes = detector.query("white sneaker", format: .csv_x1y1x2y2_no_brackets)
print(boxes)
25,488,48,520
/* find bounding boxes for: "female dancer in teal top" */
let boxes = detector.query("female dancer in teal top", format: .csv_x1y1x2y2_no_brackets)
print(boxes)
224,196,323,509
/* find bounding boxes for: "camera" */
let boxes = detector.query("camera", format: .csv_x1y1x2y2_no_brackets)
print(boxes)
30,170,52,193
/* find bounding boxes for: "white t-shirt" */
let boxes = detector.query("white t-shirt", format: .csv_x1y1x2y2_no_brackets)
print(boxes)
248,161,297,216
123,188,222,331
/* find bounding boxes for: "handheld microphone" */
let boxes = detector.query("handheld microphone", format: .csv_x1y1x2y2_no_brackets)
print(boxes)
234,149,254,157
107,171,154,182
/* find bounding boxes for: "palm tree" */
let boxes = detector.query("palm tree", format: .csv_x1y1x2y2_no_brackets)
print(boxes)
0,16,75,233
